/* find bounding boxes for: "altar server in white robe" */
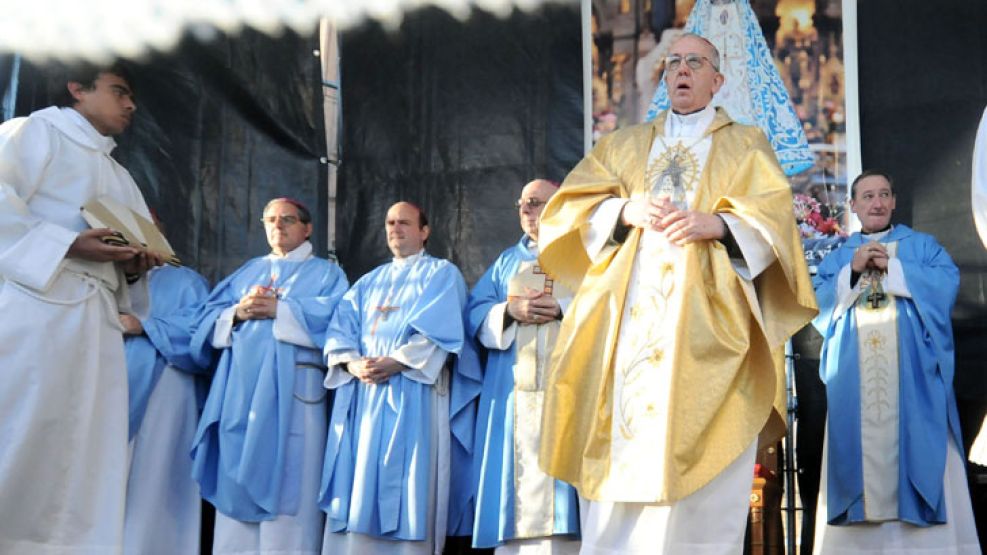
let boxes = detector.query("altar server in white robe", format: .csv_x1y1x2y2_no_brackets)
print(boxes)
0,63,164,555
122,262,210,555
319,201,470,555
535,34,816,554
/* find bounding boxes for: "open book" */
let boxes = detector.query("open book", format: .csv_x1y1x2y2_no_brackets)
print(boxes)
81,196,181,266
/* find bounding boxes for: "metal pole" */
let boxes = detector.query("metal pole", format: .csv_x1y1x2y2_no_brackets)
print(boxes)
784,339,799,555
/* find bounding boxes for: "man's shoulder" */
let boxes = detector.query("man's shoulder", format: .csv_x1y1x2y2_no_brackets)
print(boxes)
714,117,768,148
598,121,655,145
420,253,463,276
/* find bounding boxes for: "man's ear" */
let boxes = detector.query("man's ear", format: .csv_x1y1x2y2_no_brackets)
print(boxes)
67,82,86,103
421,224,431,242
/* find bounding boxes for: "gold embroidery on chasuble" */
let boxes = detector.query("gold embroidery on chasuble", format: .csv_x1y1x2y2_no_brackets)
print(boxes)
645,141,702,200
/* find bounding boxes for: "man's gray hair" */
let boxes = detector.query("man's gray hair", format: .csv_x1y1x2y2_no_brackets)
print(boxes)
677,32,721,72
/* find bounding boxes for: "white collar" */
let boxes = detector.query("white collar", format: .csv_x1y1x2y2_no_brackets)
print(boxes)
665,104,716,139
32,106,117,154
267,240,313,261
861,225,893,242
524,235,539,254
392,249,425,268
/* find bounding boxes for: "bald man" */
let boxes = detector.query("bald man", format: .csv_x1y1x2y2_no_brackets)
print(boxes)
466,179,581,552
319,201,470,555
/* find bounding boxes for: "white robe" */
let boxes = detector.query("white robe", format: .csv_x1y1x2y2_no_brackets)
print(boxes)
125,364,202,555
814,431,981,554
0,106,152,555
577,106,774,554
969,106,987,467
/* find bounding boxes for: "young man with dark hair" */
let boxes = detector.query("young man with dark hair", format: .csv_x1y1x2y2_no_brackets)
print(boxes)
0,62,163,554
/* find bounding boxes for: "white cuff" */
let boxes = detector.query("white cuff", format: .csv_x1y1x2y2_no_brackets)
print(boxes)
478,302,517,350
719,213,775,280
273,301,317,348
833,264,862,318
883,258,911,299
583,198,628,262
324,350,360,389
393,334,447,385
558,294,573,315
211,305,237,349
0,221,78,291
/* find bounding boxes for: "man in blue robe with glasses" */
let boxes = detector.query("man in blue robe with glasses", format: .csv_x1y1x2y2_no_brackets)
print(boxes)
190,197,348,554
466,179,580,553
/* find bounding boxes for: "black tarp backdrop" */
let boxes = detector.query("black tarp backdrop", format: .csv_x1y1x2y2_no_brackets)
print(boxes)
4,27,328,285
334,4,583,285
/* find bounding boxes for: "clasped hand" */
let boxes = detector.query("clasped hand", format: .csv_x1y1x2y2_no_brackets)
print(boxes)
507,290,560,325
621,198,726,245
235,286,278,320
347,356,405,385
852,241,889,273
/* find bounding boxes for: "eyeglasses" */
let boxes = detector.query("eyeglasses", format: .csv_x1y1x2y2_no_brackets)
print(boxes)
664,53,718,72
261,215,300,225
515,198,547,209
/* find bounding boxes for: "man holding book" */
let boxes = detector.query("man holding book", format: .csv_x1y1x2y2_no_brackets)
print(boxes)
0,62,164,554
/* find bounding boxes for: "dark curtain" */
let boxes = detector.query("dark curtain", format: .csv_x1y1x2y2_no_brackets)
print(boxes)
4,28,327,285
334,4,584,285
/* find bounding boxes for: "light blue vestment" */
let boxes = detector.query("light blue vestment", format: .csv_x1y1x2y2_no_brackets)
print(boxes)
813,225,961,526
319,253,470,543
466,237,580,548
125,265,210,440
190,251,348,521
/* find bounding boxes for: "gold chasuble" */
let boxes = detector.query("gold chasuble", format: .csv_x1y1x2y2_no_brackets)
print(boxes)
537,108,817,503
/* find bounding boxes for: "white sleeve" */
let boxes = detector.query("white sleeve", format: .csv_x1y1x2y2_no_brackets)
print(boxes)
973,107,987,249
392,334,448,385
719,213,776,280
324,350,361,389
832,264,863,318
0,119,78,290
273,301,317,348
882,258,911,299
582,198,628,262
477,302,517,350
211,305,237,348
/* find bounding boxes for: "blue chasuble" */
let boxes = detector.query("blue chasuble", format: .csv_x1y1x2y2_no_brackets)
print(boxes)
319,253,470,541
813,225,961,526
190,249,348,521
466,237,580,548
126,265,210,440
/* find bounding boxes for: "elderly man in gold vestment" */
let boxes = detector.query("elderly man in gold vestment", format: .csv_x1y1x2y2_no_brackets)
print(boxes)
536,33,817,553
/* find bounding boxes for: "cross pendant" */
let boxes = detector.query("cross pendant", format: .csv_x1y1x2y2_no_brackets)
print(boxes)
370,305,400,336
866,282,886,309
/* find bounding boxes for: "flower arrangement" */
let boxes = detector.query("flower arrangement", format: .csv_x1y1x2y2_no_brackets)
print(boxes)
793,193,844,238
